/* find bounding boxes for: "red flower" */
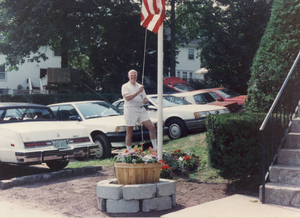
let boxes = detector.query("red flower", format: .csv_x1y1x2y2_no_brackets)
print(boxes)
161,164,170,171
178,149,181,152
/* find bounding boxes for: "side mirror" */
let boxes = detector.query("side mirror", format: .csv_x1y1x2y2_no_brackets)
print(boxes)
216,98,223,102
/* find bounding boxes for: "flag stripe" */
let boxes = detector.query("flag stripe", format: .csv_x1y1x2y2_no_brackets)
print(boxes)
141,0,165,34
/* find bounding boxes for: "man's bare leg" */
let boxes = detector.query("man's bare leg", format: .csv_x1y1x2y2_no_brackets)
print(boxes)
143,120,157,150
126,126,133,150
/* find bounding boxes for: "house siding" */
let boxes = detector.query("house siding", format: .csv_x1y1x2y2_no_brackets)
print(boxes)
0,46,61,92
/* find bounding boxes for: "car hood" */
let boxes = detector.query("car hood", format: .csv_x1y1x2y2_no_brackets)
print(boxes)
228,95,247,104
0,121,89,142
163,104,226,112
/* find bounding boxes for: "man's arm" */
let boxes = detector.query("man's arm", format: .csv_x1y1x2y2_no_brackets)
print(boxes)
123,85,144,101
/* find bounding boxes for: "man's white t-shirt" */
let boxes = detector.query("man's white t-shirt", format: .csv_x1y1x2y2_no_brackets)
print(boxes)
121,81,146,107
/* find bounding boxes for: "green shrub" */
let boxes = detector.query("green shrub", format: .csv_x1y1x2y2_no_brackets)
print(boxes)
246,0,300,112
206,112,265,184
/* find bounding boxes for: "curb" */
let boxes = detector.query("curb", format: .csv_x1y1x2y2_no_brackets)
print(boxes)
0,166,102,190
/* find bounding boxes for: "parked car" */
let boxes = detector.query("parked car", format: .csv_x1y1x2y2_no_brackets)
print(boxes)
113,95,229,140
173,90,240,113
163,77,247,106
0,102,97,170
163,77,194,92
201,88,247,106
48,101,165,159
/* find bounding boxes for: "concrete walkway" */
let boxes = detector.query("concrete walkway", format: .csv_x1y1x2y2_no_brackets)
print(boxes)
163,194,300,217
0,200,65,218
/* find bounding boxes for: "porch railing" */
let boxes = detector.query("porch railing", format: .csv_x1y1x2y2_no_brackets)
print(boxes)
259,50,300,203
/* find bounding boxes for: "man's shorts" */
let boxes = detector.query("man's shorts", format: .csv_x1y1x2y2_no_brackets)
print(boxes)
124,106,150,126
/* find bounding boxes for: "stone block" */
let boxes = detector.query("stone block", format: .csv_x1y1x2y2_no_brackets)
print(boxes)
96,180,123,200
171,194,176,207
142,196,172,212
106,199,139,213
97,197,106,211
123,183,156,200
156,179,176,197
0,180,14,189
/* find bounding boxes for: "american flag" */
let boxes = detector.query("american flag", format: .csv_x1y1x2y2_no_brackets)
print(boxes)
141,0,165,34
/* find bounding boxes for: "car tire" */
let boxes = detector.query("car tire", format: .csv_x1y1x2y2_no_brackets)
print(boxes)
46,160,69,170
94,134,111,159
167,118,188,140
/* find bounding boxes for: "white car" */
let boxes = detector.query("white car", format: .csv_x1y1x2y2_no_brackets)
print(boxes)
0,102,97,170
113,95,229,140
48,101,165,159
173,90,240,113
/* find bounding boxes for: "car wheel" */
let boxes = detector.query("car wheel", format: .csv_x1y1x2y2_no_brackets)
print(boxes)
167,118,188,140
46,160,69,171
94,134,111,159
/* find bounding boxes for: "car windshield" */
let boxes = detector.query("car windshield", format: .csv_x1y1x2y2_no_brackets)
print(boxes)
173,83,194,92
75,102,123,119
149,96,191,108
0,107,55,122
215,88,241,99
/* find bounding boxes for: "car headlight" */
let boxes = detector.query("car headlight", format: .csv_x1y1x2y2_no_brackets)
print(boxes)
194,111,210,119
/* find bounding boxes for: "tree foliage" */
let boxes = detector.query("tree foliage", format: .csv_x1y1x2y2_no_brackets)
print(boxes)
0,0,110,68
0,0,171,93
246,0,300,112
175,0,272,94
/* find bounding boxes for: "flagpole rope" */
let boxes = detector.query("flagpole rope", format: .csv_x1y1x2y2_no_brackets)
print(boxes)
140,28,148,146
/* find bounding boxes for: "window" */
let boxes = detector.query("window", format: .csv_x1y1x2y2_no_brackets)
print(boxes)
182,72,187,81
0,65,5,81
188,49,194,60
176,71,180,77
54,51,61,56
189,72,193,79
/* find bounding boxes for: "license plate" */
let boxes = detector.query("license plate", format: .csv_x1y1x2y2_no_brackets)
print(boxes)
53,139,68,149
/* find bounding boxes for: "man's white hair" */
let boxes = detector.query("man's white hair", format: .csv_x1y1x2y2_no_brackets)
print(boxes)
128,69,138,76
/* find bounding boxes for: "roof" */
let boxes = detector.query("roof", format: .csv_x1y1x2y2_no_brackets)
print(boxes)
0,102,46,108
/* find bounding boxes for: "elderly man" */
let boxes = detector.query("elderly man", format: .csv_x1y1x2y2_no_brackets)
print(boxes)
121,69,157,151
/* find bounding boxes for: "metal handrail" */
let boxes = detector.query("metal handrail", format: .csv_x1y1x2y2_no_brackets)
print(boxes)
260,51,300,131
259,50,300,204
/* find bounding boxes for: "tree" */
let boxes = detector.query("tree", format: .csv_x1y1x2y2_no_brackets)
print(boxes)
0,0,110,68
174,0,272,94
246,0,300,112
88,1,171,93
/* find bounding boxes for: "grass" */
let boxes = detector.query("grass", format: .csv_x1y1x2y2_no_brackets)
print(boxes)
68,133,226,183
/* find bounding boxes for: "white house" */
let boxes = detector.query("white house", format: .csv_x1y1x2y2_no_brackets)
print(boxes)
0,46,61,95
174,40,206,81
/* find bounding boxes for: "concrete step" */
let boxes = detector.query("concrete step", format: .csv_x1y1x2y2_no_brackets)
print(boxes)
284,133,300,148
278,149,300,165
270,165,300,185
291,118,300,132
259,182,300,207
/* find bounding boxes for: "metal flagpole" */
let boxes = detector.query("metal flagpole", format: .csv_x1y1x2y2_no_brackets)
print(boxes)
157,23,163,160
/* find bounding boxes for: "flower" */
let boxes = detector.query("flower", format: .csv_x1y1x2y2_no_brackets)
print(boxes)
114,145,158,164
160,149,200,179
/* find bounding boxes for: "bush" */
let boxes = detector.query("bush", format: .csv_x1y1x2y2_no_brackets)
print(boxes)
205,112,265,185
246,0,300,112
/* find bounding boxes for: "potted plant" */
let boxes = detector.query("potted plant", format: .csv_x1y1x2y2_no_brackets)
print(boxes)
114,146,162,185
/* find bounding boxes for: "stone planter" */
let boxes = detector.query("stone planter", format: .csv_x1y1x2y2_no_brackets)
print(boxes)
114,162,161,185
